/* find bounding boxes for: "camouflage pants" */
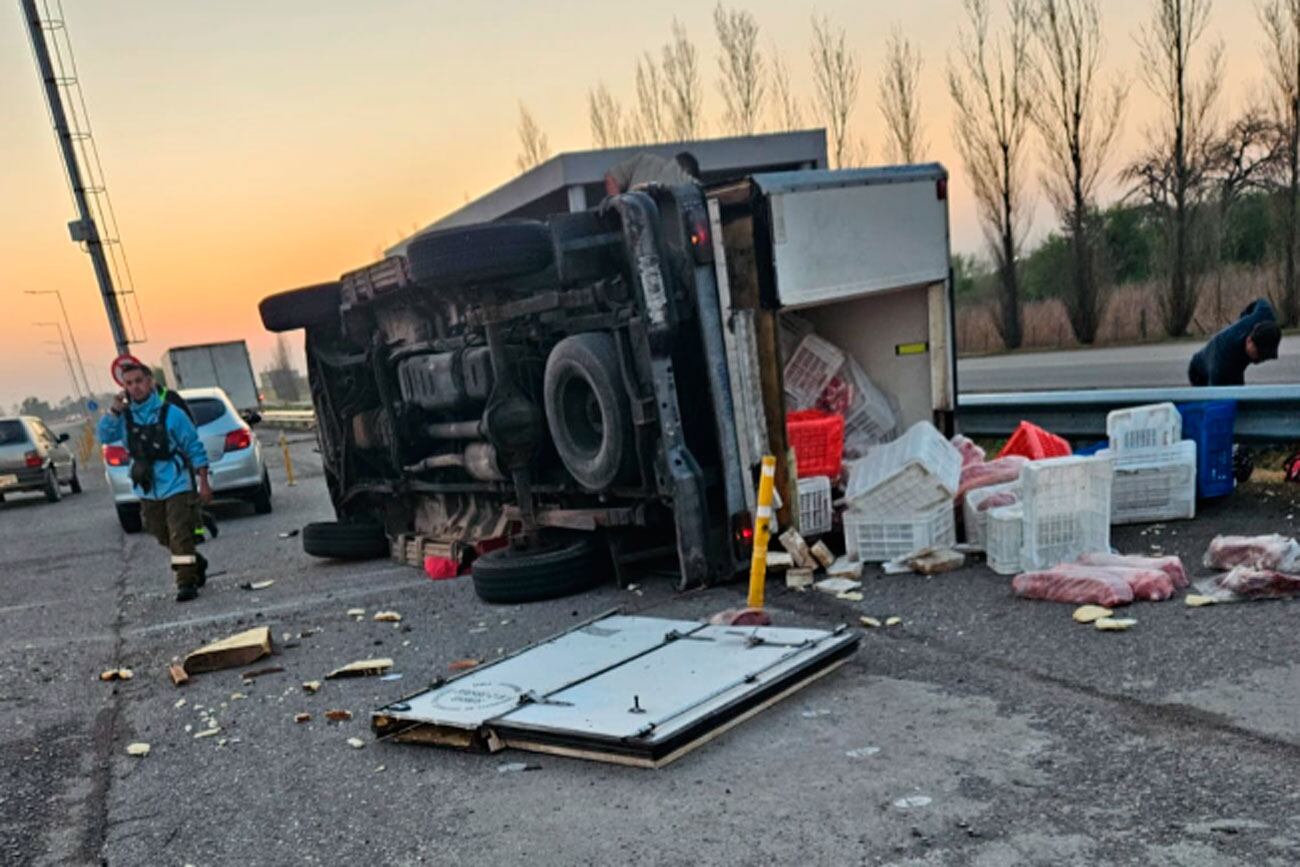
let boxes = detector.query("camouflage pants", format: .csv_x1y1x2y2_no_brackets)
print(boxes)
141,492,203,589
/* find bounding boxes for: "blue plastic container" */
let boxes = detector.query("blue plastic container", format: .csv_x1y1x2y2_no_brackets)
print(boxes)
1177,400,1237,498
1072,440,1107,457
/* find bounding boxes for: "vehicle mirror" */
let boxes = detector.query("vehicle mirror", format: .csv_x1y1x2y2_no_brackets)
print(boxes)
57,433,71,443
243,411,262,426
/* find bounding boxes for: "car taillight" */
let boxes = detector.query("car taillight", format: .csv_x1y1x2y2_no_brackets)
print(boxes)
24,450,43,468
224,429,253,452
936,178,948,200
103,445,130,467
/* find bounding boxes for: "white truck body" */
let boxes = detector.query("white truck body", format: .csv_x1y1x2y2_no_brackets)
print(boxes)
162,341,261,412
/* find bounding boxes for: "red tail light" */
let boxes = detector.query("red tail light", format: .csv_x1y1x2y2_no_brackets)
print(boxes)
24,450,43,468
224,429,253,452
103,445,130,467
936,178,948,200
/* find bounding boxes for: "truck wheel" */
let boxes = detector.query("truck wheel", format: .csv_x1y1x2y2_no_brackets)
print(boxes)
543,333,635,491
117,504,143,533
44,468,62,503
251,472,273,514
471,535,605,604
406,222,553,288
302,520,389,560
259,282,341,332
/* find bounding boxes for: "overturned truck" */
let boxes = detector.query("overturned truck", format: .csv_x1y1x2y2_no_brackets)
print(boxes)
259,165,956,601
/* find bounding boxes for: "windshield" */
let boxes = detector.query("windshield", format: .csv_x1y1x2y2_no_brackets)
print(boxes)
0,420,28,446
188,399,227,428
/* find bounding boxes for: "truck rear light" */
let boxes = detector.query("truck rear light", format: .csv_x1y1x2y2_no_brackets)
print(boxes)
224,429,253,452
24,450,43,468
731,511,755,559
103,445,130,467
936,178,948,200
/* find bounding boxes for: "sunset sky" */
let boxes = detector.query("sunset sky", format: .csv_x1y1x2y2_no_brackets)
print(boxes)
0,0,1272,411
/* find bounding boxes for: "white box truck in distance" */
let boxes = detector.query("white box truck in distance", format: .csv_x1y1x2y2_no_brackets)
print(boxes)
162,341,261,412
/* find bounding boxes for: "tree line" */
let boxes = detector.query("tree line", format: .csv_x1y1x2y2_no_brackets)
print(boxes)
512,1,1300,350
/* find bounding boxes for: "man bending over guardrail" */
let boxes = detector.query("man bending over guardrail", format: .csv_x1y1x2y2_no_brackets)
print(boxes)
1188,298,1282,386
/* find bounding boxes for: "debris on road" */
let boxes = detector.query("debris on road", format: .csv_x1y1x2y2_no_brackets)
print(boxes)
294,713,311,724
448,659,481,672
827,556,864,579
897,547,965,575
241,665,285,680
779,528,816,569
766,551,795,569
1185,594,1218,607
810,541,836,569
814,577,862,595
230,692,246,701
837,591,864,602
326,658,393,679
860,616,882,628
497,762,540,774
168,664,189,687
99,668,134,682
885,616,902,627
278,529,300,539
174,698,186,709
126,742,150,757
1094,617,1138,632
785,568,814,589
707,607,772,627
325,709,353,722
1072,605,1113,624
302,680,322,693
373,611,402,623
380,673,404,682
346,737,365,749
346,608,366,619
183,627,272,675
845,746,881,758
194,726,222,739
238,580,275,591
893,795,933,809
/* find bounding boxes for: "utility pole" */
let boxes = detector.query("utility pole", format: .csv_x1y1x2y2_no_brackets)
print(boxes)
35,321,84,402
44,346,80,404
21,0,130,357
25,289,93,398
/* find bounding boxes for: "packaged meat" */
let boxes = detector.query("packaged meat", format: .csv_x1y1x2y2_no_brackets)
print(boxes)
1075,552,1188,589
1203,535,1300,572
1012,565,1135,607
1098,565,1175,601
1215,567,1300,599
978,490,1019,511
956,456,1030,504
951,435,986,467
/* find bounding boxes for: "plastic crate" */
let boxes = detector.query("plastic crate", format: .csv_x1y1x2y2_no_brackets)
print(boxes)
1098,442,1197,525
783,334,844,409
1019,456,1112,570
844,500,957,562
986,505,1024,576
786,410,845,478
1107,402,1182,455
1177,400,1237,498
963,481,1021,549
778,311,815,360
998,421,1072,461
839,359,899,454
797,475,833,537
844,421,962,512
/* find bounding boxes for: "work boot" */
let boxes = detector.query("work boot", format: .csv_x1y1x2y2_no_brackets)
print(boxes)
196,553,209,587
175,585,199,603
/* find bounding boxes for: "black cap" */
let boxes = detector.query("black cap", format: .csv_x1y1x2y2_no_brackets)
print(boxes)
1251,320,1281,360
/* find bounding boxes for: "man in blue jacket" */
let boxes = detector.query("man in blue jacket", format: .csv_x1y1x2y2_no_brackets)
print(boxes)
98,363,213,601
1188,299,1282,386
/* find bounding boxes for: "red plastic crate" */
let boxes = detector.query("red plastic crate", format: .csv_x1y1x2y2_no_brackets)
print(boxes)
786,409,845,478
997,421,1072,461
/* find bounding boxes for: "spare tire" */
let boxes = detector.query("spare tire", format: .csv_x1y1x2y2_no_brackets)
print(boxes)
406,222,553,288
543,332,636,491
471,535,605,604
302,521,389,560
260,282,341,332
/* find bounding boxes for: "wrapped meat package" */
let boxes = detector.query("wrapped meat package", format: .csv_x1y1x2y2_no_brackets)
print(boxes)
1012,565,1135,607
1076,552,1188,589
1204,535,1300,572
951,435,986,467
956,456,1030,504
1215,567,1300,599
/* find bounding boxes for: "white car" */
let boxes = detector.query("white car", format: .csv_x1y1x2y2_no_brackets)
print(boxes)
104,387,272,533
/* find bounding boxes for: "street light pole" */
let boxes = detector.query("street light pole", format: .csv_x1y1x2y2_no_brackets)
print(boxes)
25,290,93,399
44,345,80,405
35,321,84,402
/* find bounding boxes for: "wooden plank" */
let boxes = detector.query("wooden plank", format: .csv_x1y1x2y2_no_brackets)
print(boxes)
182,627,272,675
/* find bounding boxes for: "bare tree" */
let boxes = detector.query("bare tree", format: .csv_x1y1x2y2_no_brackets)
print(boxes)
589,83,629,148
715,5,765,135
663,19,703,139
948,0,1035,349
1030,0,1127,344
515,103,551,172
770,45,804,131
878,26,927,163
634,53,668,143
1127,0,1223,337
810,14,861,168
1260,0,1300,324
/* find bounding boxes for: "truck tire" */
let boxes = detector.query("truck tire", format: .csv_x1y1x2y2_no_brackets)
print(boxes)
471,535,604,604
117,503,142,533
543,332,635,491
302,520,389,560
406,222,553,288
259,282,341,332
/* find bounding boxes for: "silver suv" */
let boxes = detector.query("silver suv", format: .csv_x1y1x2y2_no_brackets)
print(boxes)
0,416,81,503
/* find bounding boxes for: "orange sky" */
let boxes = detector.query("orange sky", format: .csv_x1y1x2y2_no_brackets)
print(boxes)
0,0,1271,410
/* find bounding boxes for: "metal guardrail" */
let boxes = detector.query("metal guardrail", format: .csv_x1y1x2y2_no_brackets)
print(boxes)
958,384,1300,444
260,409,317,430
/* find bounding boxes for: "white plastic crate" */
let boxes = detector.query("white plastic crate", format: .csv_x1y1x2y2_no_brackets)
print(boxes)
839,357,899,454
778,311,816,360
1098,442,1197,525
797,475,833,536
962,481,1020,550
783,333,844,409
986,505,1023,575
1019,456,1112,570
844,500,956,562
844,421,962,513
1107,402,1182,455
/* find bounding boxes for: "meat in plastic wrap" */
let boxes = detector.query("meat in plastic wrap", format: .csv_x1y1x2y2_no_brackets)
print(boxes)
956,456,1030,504
1075,552,1188,589
951,435,986,467
1012,565,1135,607
1215,567,1300,599
1203,535,1300,572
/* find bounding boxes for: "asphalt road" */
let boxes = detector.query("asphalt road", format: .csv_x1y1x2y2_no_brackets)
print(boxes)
958,336,1300,392
3,433,1300,865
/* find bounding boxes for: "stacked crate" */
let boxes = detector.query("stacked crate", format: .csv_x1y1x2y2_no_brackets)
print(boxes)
1099,402,1197,525
987,456,1113,574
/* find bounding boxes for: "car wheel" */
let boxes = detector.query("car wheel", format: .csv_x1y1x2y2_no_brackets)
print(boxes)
259,281,342,333
116,504,143,533
406,222,553,289
543,332,636,491
251,471,273,514
471,534,606,604
69,463,82,494
44,468,62,503
302,520,389,560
